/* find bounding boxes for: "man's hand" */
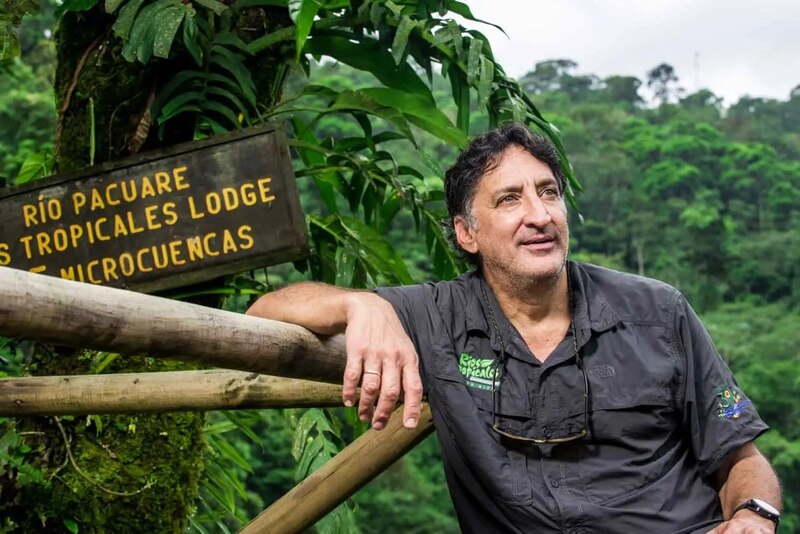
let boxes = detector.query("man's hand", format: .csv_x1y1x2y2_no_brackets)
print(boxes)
707,510,776,533
342,293,423,430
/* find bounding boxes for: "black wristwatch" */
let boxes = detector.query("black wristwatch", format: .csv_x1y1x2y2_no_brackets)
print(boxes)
733,498,780,530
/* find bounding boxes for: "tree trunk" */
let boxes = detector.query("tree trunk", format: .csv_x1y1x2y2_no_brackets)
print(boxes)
6,5,292,530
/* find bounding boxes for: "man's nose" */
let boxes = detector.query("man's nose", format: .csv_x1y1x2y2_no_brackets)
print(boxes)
522,196,553,227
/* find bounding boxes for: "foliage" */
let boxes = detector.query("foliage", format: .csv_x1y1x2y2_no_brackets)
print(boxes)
2,1,799,531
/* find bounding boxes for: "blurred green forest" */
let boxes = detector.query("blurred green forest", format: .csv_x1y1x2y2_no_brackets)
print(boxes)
1,3,799,533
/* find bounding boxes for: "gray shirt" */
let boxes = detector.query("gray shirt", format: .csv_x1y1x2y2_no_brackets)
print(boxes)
376,262,768,534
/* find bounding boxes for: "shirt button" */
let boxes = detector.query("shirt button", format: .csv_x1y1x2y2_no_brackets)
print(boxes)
550,479,559,488
544,429,553,438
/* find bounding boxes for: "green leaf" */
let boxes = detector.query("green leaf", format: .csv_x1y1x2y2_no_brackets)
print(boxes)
292,0,322,61
359,88,466,147
113,0,147,41
14,152,53,185
210,46,256,104
207,86,250,121
294,434,325,480
447,61,470,134
338,215,413,284
182,14,202,65
194,0,228,15
466,37,481,86
303,36,433,104
105,0,124,13
477,55,494,107
447,1,507,35
152,70,202,119
391,16,416,65
204,100,242,128
152,5,187,59
291,119,341,214
63,519,79,534
55,0,99,18
209,435,252,473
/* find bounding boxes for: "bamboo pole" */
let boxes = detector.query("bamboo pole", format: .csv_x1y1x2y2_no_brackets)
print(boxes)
240,403,435,534
0,370,348,415
0,266,346,383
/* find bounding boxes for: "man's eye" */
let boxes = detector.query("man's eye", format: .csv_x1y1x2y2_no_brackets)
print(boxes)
498,195,516,204
542,188,560,198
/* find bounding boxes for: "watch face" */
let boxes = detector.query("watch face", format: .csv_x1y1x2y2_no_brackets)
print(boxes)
753,499,780,516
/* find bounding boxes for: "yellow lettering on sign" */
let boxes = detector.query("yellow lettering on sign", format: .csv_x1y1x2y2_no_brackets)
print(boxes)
60,265,79,281
119,253,135,277
19,235,34,259
52,229,69,252
144,205,162,230
162,202,178,225
95,217,111,241
257,177,276,203
186,237,204,261
136,248,153,273
68,224,83,248
0,243,11,265
126,211,145,234
168,240,186,266
35,232,52,256
90,188,105,211
237,225,254,250
206,192,222,215
203,233,219,257
173,166,189,190
86,260,102,284
101,257,119,281
72,191,87,215
154,171,172,195
222,187,239,211
140,176,157,199
22,204,38,228
241,183,256,206
188,196,205,219
222,229,238,254
106,183,120,206
120,180,137,203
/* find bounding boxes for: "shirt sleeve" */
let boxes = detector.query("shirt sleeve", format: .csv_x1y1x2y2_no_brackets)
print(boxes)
374,284,437,391
675,294,769,478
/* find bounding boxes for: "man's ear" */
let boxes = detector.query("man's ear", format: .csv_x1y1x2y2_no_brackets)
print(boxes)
454,215,479,254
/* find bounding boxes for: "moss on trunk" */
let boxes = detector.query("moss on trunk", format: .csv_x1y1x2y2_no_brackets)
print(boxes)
3,5,293,530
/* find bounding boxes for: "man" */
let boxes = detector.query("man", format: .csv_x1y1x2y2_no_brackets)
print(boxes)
247,123,781,533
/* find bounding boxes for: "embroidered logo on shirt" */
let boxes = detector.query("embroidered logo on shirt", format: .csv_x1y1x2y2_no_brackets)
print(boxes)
458,353,499,391
715,385,751,420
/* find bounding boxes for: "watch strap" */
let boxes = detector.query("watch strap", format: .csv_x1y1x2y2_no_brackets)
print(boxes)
733,499,780,530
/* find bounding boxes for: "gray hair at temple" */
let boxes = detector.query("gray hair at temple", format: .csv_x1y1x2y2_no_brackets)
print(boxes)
443,123,567,266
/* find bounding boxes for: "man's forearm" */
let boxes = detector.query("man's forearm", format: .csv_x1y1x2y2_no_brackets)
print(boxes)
246,282,369,335
717,442,781,520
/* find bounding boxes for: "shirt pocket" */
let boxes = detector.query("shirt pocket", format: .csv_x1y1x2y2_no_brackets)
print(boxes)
573,385,682,505
431,360,534,505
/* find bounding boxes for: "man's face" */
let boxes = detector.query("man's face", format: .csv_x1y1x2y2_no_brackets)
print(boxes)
454,145,569,284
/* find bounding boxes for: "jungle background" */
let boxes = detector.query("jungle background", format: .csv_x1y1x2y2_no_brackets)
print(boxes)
0,0,798,532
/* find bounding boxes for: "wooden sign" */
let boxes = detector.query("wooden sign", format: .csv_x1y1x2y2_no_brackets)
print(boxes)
0,124,308,292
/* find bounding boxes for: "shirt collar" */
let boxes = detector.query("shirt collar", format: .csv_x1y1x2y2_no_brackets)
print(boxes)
462,261,622,351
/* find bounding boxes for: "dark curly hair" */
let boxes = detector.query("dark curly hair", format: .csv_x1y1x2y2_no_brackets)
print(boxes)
443,122,567,266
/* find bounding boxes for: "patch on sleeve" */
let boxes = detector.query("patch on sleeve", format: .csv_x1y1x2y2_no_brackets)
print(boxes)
715,385,751,420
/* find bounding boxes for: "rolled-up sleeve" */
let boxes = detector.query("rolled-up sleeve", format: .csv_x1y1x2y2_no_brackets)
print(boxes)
675,294,769,478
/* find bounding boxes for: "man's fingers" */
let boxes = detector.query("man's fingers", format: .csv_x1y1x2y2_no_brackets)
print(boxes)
372,362,401,430
358,360,382,423
401,360,423,428
342,351,364,408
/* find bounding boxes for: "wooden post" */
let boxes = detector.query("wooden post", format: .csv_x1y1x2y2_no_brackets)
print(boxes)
0,266,346,383
240,404,435,534
0,370,347,415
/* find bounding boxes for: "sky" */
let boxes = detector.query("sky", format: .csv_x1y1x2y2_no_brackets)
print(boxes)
461,0,800,105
